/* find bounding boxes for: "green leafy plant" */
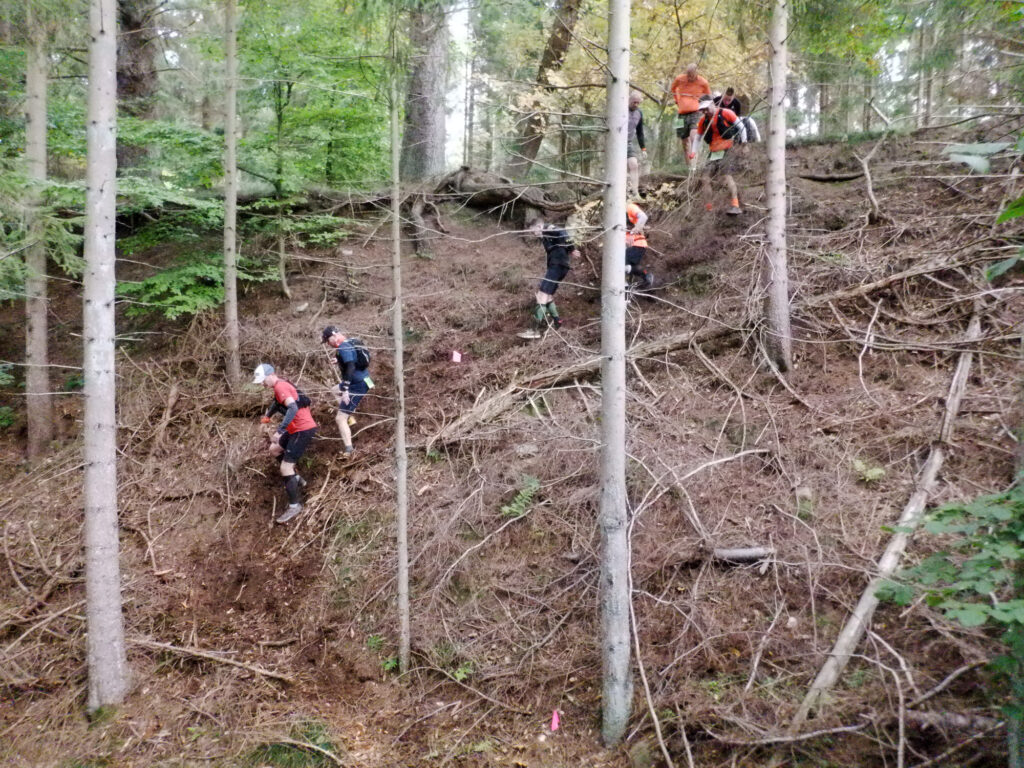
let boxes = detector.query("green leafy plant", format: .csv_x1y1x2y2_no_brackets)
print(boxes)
366,634,385,652
63,374,85,392
0,406,15,430
0,363,14,388
852,458,885,484
381,656,399,673
878,479,1024,762
452,661,474,682
500,475,540,518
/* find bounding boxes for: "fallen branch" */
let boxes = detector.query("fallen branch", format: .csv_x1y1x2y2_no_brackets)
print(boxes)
130,638,294,684
789,311,982,727
428,324,737,447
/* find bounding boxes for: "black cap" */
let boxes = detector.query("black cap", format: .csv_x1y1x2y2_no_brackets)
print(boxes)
321,326,338,343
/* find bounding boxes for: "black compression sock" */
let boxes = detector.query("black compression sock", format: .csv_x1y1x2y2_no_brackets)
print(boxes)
283,475,301,504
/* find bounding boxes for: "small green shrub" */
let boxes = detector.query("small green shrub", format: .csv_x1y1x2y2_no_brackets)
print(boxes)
248,720,339,767
852,458,885,484
0,363,14,388
0,406,15,429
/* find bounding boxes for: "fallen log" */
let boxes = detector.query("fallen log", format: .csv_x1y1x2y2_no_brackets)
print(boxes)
797,172,865,182
435,166,589,214
712,546,775,563
788,311,983,728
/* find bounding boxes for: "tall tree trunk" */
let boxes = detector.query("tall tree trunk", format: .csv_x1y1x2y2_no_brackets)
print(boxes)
84,0,129,712
862,76,872,133
117,0,158,116
223,0,241,386
400,1,447,181
391,72,411,674
505,0,583,178
25,10,52,461
765,0,792,372
599,0,632,747
921,27,929,128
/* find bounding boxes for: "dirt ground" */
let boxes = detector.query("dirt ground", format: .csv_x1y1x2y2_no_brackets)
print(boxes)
1,123,1022,767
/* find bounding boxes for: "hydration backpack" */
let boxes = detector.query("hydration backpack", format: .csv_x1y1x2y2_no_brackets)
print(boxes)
335,338,371,373
270,380,311,414
350,338,371,371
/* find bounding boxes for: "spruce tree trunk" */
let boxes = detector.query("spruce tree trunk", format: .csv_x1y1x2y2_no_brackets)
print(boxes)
391,72,411,674
83,0,129,712
222,0,241,385
25,13,52,461
400,2,447,181
505,0,583,179
764,0,793,373
599,0,632,747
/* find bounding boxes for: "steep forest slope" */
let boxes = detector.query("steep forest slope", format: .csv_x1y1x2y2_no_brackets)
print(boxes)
1,127,1022,767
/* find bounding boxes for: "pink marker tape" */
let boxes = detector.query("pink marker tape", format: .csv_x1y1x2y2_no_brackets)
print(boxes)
452,350,462,363
550,709,560,731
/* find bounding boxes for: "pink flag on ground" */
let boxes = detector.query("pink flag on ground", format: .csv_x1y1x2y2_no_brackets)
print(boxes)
451,350,462,363
550,709,560,731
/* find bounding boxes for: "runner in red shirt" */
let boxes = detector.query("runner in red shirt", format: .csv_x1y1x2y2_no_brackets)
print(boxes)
253,363,317,523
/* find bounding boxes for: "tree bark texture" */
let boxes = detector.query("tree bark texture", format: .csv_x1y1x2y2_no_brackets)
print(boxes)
764,0,793,373
223,0,241,386
391,73,411,675
599,0,632,747
505,0,583,179
25,14,52,461
116,0,158,117
84,0,129,712
400,2,447,181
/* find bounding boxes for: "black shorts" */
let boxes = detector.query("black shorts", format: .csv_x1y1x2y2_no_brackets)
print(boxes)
625,246,646,268
539,264,569,296
279,427,316,464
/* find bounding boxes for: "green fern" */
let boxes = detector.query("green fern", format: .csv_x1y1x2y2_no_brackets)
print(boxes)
500,475,541,518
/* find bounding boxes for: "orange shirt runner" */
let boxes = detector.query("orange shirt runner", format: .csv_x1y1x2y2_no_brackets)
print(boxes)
670,74,711,115
273,380,317,433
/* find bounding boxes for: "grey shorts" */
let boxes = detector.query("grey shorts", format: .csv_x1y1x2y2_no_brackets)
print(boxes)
702,148,739,178
627,141,641,160
675,111,700,138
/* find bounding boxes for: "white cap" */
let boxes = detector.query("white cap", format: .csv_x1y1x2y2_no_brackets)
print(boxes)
252,363,274,384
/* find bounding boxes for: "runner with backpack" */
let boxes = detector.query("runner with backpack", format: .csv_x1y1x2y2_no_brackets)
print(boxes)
253,363,317,523
696,94,744,216
321,326,372,457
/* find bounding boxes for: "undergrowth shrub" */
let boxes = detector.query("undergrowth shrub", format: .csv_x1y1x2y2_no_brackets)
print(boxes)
248,720,339,767
118,251,276,320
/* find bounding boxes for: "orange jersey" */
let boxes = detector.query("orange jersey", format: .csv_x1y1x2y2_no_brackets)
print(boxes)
670,73,711,114
273,380,317,433
626,203,648,248
697,108,739,153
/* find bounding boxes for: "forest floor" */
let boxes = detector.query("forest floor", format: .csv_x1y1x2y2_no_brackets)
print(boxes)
1,122,1023,768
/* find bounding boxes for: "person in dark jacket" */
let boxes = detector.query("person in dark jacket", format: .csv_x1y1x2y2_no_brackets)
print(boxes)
626,90,647,198
518,217,579,339
714,87,742,115
254,363,316,523
321,326,371,457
